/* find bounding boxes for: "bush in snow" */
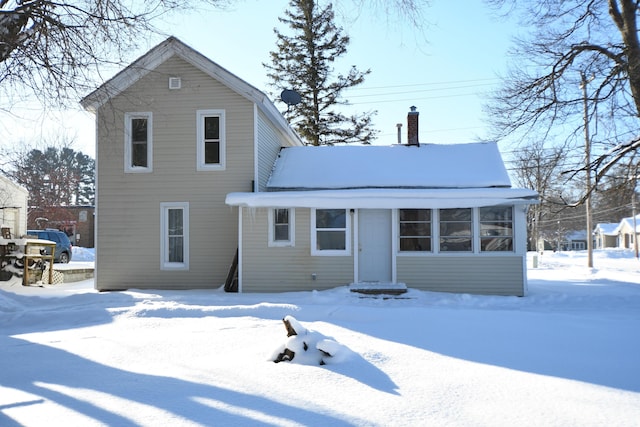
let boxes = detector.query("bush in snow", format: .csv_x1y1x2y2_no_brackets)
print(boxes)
271,315,351,366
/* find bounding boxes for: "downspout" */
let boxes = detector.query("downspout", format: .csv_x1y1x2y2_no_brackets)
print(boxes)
237,206,243,293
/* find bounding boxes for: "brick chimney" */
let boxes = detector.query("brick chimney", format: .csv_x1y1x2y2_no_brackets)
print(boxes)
407,106,419,146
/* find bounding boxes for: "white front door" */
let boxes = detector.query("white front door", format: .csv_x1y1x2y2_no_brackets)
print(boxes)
358,209,392,283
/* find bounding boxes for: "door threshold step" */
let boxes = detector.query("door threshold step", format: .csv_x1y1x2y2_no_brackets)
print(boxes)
348,282,407,295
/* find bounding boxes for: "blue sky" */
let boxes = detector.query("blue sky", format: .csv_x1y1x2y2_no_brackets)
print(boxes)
3,0,517,156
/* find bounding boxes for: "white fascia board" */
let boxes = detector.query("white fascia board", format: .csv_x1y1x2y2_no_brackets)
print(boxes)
226,188,539,209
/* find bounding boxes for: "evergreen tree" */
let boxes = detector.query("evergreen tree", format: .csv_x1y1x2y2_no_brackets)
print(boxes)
2,146,95,208
264,0,378,145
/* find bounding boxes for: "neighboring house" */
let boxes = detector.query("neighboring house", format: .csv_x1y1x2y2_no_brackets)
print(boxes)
226,113,539,296
594,222,619,249
80,37,302,291
0,175,28,238
28,205,95,247
614,214,640,250
563,230,589,251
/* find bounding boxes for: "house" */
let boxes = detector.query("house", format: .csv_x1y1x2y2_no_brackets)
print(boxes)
594,222,619,249
28,205,96,247
226,113,539,296
563,230,589,251
613,214,640,250
80,37,302,291
0,175,28,238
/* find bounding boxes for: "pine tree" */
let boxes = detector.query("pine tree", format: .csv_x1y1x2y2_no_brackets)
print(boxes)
264,0,378,145
2,146,95,208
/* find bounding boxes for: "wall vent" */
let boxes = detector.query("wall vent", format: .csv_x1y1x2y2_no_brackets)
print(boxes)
169,77,181,90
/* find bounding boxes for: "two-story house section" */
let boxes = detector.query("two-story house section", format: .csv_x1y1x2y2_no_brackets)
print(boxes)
81,37,303,291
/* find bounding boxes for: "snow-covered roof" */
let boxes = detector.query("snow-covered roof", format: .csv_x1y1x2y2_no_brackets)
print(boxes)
615,214,640,234
594,223,619,236
566,230,588,241
267,142,511,190
227,142,539,209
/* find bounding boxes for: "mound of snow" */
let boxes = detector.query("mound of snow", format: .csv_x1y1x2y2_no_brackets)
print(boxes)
271,315,352,365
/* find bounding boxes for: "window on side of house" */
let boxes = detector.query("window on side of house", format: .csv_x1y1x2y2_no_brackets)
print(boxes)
160,202,189,270
399,209,432,251
439,208,472,252
311,208,350,255
479,206,514,252
125,112,152,172
269,208,295,247
197,109,225,171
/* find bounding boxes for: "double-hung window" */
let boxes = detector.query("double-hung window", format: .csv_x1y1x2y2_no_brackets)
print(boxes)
311,209,350,255
197,109,225,170
269,208,295,246
125,112,152,172
479,206,513,252
399,209,432,251
160,202,189,270
439,208,473,252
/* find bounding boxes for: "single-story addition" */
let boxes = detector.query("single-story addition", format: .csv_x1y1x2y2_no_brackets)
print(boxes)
594,222,619,249
226,141,539,296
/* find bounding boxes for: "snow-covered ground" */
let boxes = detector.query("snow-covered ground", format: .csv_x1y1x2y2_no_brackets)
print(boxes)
1,248,639,426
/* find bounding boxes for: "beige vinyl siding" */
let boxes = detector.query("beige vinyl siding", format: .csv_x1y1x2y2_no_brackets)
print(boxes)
255,110,290,192
95,55,254,290
240,208,354,292
397,256,525,296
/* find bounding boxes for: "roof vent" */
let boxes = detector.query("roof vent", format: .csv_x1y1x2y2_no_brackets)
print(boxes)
169,77,181,90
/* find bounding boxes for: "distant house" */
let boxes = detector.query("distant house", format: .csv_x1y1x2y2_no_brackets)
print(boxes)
80,37,302,291
0,175,28,238
594,223,619,249
614,214,640,250
27,205,95,248
226,112,539,296
563,230,589,251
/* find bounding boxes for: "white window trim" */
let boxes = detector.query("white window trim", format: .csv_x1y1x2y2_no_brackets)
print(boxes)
196,109,226,171
311,208,351,256
160,202,189,270
478,206,515,253
398,208,433,254
124,112,153,173
268,208,295,247
438,207,474,253
395,207,518,257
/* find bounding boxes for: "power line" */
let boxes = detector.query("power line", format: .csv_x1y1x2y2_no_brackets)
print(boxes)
347,82,498,99
346,77,501,92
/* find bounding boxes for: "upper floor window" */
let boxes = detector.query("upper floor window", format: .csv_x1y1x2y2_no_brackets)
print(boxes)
160,202,189,270
197,109,226,171
480,206,513,252
439,208,472,252
399,209,432,251
269,208,295,247
125,112,152,172
311,209,350,256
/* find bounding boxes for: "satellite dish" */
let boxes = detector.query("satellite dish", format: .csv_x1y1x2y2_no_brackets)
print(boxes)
280,89,301,107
